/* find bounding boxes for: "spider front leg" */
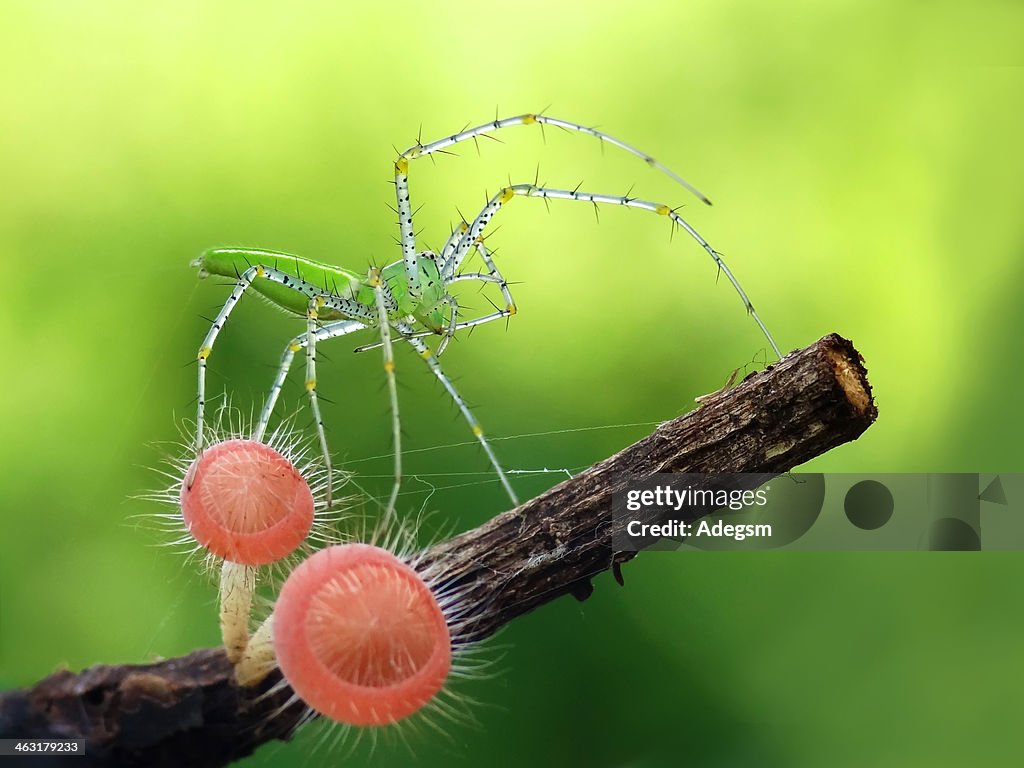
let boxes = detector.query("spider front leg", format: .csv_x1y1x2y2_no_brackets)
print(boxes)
511,184,781,358
393,156,423,304
443,237,517,315
398,112,714,207
398,112,778,351
434,227,516,348
447,185,782,358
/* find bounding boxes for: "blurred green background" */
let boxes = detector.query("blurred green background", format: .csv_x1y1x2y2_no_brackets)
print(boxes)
2,1,1023,765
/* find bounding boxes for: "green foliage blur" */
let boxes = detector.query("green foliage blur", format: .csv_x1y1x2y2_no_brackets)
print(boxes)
1,1,1022,765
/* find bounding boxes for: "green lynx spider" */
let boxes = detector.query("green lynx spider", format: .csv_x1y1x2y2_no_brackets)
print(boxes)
193,112,782,515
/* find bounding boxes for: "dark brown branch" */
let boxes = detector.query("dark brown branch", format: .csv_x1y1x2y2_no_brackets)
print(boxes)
0,334,876,767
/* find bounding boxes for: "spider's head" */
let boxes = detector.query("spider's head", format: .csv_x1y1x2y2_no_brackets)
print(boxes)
190,254,210,278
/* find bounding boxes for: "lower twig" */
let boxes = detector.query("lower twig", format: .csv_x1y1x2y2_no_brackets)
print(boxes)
0,333,876,767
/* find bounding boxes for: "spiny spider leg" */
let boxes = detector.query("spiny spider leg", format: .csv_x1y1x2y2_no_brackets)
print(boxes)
368,267,402,521
396,323,520,505
505,184,781,358
436,239,516,357
301,296,332,506
462,240,516,317
270,308,520,507
393,154,421,303
195,263,353,453
252,314,399,515
353,309,510,353
368,166,784,361
445,189,513,280
446,272,506,285
398,112,713,206
255,320,367,442
438,220,470,270
444,184,781,358
437,295,459,356
393,111,711,328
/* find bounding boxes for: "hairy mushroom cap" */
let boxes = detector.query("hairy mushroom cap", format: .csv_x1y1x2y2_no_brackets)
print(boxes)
273,543,452,727
180,439,315,565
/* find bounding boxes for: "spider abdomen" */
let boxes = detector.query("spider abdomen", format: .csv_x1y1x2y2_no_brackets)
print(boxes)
193,247,364,320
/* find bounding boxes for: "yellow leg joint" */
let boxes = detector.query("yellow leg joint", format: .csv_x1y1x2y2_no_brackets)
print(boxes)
394,156,409,175
655,204,671,216
499,187,515,204
255,265,266,278
384,360,396,374
420,348,433,359
289,341,302,353
305,379,316,392
472,425,484,438
506,303,518,316
522,113,538,125
198,346,211,360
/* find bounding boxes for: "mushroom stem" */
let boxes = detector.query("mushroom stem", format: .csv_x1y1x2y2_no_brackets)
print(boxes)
235,614,276,686
219,560,256,663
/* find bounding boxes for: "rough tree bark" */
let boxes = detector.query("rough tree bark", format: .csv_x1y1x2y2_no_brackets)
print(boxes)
0,334,876,767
